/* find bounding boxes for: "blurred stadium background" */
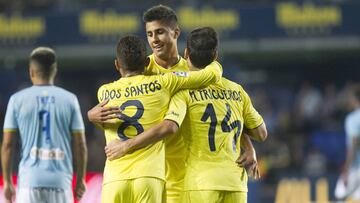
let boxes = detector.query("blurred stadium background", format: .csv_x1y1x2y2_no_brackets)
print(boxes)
0,0,360,202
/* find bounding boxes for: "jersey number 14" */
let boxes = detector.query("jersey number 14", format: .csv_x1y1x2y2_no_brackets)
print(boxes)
201,103,241,152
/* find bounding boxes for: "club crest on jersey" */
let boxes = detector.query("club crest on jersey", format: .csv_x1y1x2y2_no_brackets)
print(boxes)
172,71,189,77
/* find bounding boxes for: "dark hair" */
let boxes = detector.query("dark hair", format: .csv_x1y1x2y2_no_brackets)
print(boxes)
353,86,360,102
143,5,178,28
116,35,147,72
186,27,218,68
30,47,57,80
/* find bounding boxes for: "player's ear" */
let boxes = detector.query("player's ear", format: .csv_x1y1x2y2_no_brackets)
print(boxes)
52,66,58,78
184,48,189,59
114,59,120,72
145,57,150,67
214,51,218,61
29,62,35,79
173,26,180,39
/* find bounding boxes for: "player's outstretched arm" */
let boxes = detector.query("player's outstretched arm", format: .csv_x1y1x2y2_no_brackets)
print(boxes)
236,133,260,180
87,99,122,127
105,120,179,160
1,131,17,203
164,61,223,95
72,131,88,200
244,122,268,142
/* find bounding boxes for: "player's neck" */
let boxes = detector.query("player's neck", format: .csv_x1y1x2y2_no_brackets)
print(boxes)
187,60,202,71
32,78,54,85
154,54,180,69
121,70,142,78
355,103,360,110
189,65,201,71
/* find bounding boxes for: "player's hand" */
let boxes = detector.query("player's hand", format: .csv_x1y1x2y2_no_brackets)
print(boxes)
105,139,130,161
87,99,121,124
4,183,15,203
340,170,349,186
74,179,86,200
236,149,260,180
247,161,260,180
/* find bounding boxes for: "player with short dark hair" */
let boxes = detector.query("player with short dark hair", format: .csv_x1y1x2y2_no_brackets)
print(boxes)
143,4,178,29
116,35,148,72
1,47,87,203
186,27,218,68
29,47,57,80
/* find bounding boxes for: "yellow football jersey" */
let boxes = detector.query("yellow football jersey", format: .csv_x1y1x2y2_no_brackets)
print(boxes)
164,77,264,192
144,54,189,75
146,54,189,202
145,54,189,158
98,61,222,185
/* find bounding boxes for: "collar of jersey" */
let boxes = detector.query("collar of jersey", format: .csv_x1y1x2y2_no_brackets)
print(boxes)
151,54,182,70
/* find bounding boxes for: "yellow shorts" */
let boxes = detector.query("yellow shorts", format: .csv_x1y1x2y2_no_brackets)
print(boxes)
165,156,186,203
182,190,247,203
101,177,165,203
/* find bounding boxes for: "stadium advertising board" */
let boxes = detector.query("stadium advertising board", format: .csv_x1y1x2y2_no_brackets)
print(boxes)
0,3,359,46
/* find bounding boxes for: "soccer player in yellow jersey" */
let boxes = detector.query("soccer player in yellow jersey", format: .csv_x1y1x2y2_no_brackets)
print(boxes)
105,27,268,203
88,5,260,203
98,35,222,203
142,6,190,202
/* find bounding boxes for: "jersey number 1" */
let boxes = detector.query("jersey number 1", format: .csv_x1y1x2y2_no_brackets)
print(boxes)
39,110,51,143
201,103,241,152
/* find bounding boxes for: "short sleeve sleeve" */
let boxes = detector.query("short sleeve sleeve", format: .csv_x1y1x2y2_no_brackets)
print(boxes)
345,115,360,137
160,61,223,95
71,96,85,132
164,91,188,127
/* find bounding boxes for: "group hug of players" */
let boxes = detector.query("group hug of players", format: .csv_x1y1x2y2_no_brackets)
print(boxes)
2,4,267,203
88,5,268,203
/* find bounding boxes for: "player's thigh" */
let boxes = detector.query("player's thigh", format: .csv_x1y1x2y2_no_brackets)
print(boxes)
166,157,185,203
17,187,73,203
101,180,131,203
182,190,223,203
223,191,247,203
133,177,165,203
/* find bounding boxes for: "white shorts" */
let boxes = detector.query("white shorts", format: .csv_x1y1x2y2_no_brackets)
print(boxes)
17,187,73,203
335,168,360,200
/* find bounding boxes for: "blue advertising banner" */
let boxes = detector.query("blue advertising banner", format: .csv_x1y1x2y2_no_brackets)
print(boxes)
0,2,359,46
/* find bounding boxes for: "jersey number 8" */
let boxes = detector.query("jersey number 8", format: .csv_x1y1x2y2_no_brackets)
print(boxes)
117,100,144,140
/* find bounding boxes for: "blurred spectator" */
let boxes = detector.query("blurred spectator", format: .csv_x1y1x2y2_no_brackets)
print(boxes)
320,83,339,129
294,81,323,132
303,148,327,176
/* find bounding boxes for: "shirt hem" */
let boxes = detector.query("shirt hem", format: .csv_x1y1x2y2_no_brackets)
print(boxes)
3,128,17,133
